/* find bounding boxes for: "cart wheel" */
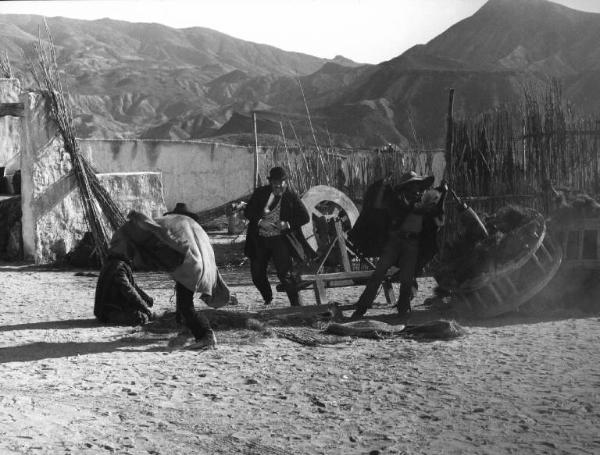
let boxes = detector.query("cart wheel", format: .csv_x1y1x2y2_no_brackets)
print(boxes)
301,185,359,254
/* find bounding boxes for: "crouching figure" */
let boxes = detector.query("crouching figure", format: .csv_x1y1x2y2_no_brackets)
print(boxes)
94,248,155,326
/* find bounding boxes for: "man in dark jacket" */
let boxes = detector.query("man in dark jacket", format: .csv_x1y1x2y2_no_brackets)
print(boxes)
350,171,447,319
94,248,155,326
244,166,310,306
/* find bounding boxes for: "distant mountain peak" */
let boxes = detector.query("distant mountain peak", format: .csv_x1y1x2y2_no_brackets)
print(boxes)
331,55,363,67
414,0,600,73
478,0,583,16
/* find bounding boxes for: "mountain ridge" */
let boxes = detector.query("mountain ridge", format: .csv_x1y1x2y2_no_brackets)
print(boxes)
1,0,600,147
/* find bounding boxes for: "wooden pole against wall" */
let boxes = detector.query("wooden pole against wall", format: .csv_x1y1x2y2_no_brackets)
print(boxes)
444,88,455,183
252,110,259,189
279,120,289,154
441,88,455,257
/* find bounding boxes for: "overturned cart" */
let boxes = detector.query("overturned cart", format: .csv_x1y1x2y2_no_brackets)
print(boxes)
435,207,563,318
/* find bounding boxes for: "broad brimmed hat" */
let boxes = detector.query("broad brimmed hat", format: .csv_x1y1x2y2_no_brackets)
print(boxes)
268,166,287,181
172,202,190,213
164,202,196,217
396,171,434,189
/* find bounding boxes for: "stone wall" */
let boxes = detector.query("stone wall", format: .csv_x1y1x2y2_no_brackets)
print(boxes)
0,78,21,174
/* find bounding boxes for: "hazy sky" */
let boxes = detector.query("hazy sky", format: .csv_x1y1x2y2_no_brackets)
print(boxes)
1,0,599,64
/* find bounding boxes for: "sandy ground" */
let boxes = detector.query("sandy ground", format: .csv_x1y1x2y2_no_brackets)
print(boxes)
1,260,600,455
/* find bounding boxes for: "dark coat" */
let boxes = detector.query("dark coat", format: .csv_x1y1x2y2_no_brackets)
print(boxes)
243,185,312,261
94,254,154,321
348,179,395,257
349,180,446,274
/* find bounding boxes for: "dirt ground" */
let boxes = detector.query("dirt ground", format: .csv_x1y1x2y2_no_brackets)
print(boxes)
1,259,599,455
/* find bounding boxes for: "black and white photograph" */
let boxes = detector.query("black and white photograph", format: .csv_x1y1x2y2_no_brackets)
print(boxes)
1,0,599,453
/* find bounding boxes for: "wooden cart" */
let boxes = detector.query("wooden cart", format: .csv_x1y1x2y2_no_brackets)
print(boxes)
277,185,396,308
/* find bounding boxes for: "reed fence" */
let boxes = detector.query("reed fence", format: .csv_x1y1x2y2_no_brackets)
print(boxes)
264,145,436,203
449,82,600,216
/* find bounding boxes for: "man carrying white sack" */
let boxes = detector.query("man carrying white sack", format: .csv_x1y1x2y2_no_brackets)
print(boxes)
107,210,231,350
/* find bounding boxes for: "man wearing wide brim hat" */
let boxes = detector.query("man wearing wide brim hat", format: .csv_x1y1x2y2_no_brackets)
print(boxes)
244,166,312,306
164,202,201,224
397,171,435,189
350,170,447,319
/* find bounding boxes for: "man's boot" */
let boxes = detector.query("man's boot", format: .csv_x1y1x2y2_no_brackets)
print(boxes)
188,329,217,350
350,303,369,320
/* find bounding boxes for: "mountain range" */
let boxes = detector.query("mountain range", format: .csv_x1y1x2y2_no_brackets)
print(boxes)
1,0,599,147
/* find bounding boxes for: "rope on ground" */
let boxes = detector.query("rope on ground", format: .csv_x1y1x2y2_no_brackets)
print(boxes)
271,327,349,347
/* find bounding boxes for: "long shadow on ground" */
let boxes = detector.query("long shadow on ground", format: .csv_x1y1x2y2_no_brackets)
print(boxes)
0,318,99,332
0,337,163,363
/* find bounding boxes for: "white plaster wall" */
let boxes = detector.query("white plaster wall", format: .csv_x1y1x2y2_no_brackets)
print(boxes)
80,139,260,213
20,91,55,260
0,78,21,171
32,168,166,263
19,92,166,263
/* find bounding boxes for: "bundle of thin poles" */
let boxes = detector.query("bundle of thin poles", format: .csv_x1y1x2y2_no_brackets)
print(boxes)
31,20,125,263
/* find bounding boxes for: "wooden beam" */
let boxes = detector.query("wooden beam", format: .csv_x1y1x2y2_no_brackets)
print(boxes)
444,88,455,181
252,110,259,189
258,302,338,318
314,279,327,305
195,193,252,224
300,269,396,282
334,219,352,272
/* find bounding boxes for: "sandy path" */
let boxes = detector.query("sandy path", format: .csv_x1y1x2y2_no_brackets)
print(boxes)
0,264,599,454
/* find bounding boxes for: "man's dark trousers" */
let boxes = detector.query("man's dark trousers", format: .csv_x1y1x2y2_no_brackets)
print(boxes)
250,235,301,306
355,233,419,314
175,282,212,340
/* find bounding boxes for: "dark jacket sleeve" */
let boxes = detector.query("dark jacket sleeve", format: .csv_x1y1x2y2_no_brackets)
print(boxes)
244,187,265,222
285,191,310,230
134,283,154,307
243,186,268,260
114,266,152,315
281,191,313,262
